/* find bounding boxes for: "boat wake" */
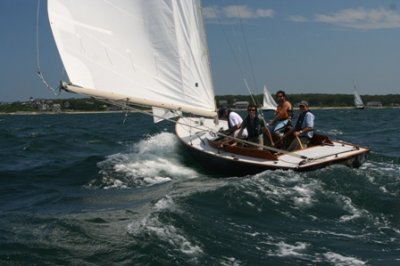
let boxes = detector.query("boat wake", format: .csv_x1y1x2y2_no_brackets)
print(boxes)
90,132,199,189
81,147,399,264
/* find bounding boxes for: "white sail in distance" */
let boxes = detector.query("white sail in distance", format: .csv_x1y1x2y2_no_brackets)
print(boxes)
48,0,216,117
353,90,364,108
262,85,277,110
353,82,364,109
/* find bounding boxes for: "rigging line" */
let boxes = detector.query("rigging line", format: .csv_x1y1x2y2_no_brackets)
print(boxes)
244,78,265,122
213,1,248,86
212,0,257,96
235,4,259,94
35,0,60,96
244,79,259,107
97,98,182,125
212,0,260,97
35,0,41,71
122,99,130,125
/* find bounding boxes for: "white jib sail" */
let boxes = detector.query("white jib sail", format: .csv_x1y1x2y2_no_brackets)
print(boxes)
262,85,277,110
48,0,216,117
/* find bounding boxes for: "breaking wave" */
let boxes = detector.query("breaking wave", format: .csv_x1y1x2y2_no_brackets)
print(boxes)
88,132,199,188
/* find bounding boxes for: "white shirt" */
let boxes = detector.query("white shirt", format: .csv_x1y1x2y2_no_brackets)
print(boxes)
302,112,315,139
228,111,243,128
228,111,248,137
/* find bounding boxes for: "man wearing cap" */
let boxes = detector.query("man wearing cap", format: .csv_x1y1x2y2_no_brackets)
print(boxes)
218,107,247,138
284,100,315,151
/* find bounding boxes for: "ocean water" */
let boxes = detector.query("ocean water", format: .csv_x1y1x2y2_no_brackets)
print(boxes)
0,108,399,265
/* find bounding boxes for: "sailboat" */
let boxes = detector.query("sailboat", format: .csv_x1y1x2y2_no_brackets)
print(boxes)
47,0,368,175
352,81,365,109
353,90,365,109
261,85,278,111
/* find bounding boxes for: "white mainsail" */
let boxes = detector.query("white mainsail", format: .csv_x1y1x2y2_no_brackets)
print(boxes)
48,0,216,117
262,85,277,111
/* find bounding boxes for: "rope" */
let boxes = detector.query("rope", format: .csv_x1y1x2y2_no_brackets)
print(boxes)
213,1,248,86
35,0,41,72
236,5,258,92
296,136,304,150
122,99,130,125
35,0,61,96
244,79,259,107
36,71,61,96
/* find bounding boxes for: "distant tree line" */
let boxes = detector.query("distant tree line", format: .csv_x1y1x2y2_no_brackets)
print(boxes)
1,94,400,113
216,93,400,107
0,98,113,113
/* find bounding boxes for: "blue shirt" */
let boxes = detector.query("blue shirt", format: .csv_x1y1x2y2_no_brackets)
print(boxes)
295,111,314,139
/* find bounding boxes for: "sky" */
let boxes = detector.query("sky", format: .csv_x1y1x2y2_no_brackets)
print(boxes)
1,0,400,102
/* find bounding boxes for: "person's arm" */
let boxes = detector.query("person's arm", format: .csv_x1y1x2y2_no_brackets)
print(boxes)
286,102,293,119
294,113,313,137
282,127,295,140
293,128,311,137
226,124,240,134
283,101,292,119
270,110,280,124
237,117,249,138
227,113,242,133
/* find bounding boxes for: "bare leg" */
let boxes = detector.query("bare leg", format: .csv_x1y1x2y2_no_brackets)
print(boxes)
264,128,275,147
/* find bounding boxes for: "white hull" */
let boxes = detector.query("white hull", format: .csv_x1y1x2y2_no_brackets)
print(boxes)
176,117,369,175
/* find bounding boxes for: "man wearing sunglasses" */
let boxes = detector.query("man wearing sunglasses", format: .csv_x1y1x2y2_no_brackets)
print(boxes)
237,104,265,149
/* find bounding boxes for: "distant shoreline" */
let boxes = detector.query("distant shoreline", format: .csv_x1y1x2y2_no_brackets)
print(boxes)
1,106,398,116
0,110,127,116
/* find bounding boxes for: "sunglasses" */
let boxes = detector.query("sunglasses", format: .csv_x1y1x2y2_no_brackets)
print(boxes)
248,108,256,112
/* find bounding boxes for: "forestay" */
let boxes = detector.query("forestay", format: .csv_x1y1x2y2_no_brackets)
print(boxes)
48,0,216,117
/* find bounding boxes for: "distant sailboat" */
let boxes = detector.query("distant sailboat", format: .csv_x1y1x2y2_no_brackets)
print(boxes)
353,83,365,109
261,85,277,111
46,0,369,175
